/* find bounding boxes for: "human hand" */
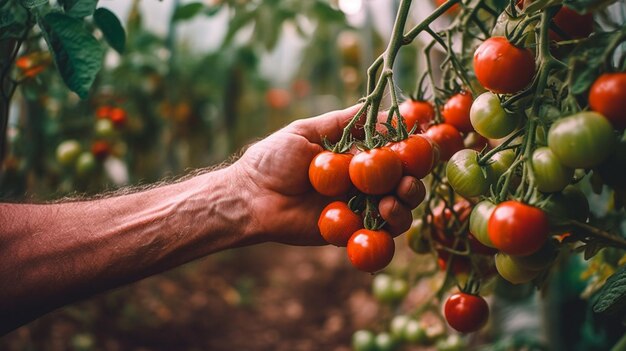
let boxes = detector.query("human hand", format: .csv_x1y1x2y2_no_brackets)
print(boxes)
232,104,424,246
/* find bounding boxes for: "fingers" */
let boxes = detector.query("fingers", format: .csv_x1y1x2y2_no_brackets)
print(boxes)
379,196,413,237
287,104,365,144
395,177,426,209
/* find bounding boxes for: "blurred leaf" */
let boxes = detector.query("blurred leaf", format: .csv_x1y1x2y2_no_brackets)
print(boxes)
568,31,624,95
205,5,221,16
593,265,626,314
563,0,618,13
94,7,125,54
172,2,203,22
0,2,28,40
222,8,257,47
39,12,104,98
311,1,345,22
59,0,97,18
19,0,47,9
584,242,602,260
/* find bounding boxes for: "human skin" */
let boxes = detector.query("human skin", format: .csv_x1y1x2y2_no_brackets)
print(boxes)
0,104,422,334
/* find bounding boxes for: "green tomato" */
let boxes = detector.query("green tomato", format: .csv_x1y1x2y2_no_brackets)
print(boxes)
94,119,116,139
389,315,410,341
375,332,397,351
495,252,542,285
446,149,493,197
373,274,405,303
469,200,497,248
75,152,97,177
436,335,465,351
470,92,520,139
547,112,615,168
510,240,557,271
352,330,377,351
487,149,516,182
403,319,426,344
390,279,409,301
531,146,574,193
406,219,430,254
56,140,82,166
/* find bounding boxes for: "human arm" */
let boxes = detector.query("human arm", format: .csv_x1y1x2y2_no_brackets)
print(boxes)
0,104,422,334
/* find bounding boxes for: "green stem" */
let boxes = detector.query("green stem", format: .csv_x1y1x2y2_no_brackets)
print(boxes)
478,128,525,165
570,220,626,251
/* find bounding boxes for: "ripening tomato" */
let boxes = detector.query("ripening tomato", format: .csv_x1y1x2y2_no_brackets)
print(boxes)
550,6,594,41
488,201,549,256
547,111,615,169
318,201,362,247
444,292,489,333
589,73,626,131
309,151,353,196
347,229,395,273
446,149,493,198
442,91,474,133
388,134,435,179
495,253,542,284
349,148,403,195
425,124,464,161
469,200,497,248
470,92,520,139
397,99,435,132
531,146,573,193
473,36,535,94
91,140,111,161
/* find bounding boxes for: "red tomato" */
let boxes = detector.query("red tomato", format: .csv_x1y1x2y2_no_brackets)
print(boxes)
91,140,111,161
488,201,549,256
318,201,362,247
266,88,291,109
444,292,489,333
435,0,460,15
96,106,112,120
442,91,474,133
589,73,626,131
431,201,471,247
349,148,403,195
473,36,535,94
437,251,470,275
388,134,435,179
425,124,464,161
109,107,127,127
550,7,593,41
347,229,395,273
396,99,435,133
309,151,353,197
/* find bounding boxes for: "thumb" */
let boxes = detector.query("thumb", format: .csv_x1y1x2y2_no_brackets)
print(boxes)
288,104,364,145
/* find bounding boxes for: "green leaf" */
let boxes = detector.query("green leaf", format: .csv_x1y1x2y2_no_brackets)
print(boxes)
19,0,47,9
39,12,104,98
593,265,626,314
93,7,125,54
568,31,623,95
59,0,97,18
172,2,203,22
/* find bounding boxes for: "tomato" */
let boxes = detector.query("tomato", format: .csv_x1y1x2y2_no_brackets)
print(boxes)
95,119,116,139
318,201,362,247
434,0,460,15
265,88,291,109
446,149,493,197
547,111,615,169
425,124,464,161
15,54,47,78
56,140,82,166
397,99,435,132
436,335,465,351
487,149,516,181
442,91,474,134
596,139,626,189
388,134,435,178
352,330,377,351
309,151,353,196
495,253,542,284
473,36,535,94
109,107,127,127
488,201,549,256
406,219,431,254
444,292,489,333
347,229,395,273
589,73,626,131
375,332,397,351
75,152,97,177
550,6,594,41
431,201,471,247
96,105,112,119
91,140,111,161
469,201,497,248
510,240,557,271
464,132,489,152
403,319,426,344
390,315,411,340
437,252,470,275
349,148,403,195
531,146,573,193
372,273,408,303
470,92,520,139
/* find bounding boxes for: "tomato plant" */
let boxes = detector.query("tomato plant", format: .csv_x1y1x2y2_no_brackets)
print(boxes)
442,91,474,134
425,124,464,161
444,292,489,333
470,92,520,139
547,112,615,169
318,201,362,247
309,151,353,196
347,229,395,273
349,148,403,195
473,36,535,94
589,73,626,131
388,134,435,179
488,201,549,256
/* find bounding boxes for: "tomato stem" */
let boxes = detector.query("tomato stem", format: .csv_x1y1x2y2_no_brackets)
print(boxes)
569,220,626,251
